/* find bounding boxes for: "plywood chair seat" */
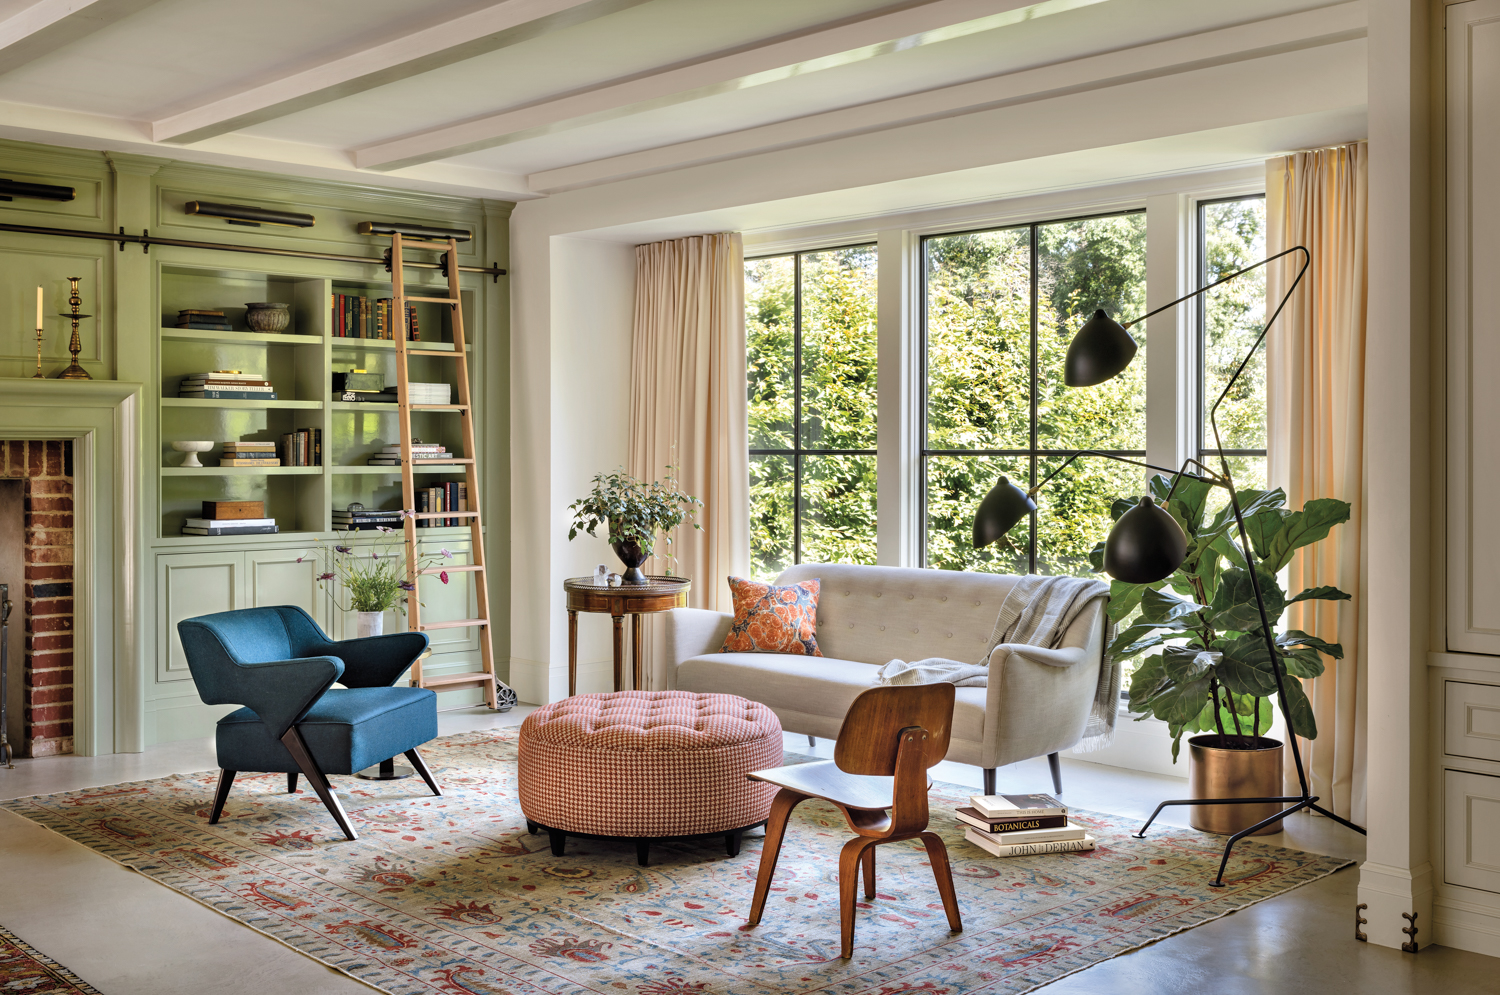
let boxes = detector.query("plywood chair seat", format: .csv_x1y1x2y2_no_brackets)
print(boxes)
746,683,962,959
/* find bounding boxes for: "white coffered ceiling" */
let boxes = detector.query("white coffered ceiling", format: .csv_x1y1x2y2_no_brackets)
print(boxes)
0,0,1365,201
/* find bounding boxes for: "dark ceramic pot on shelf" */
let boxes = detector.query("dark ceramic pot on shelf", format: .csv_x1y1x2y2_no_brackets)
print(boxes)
244,302,290,332
611,538,649,585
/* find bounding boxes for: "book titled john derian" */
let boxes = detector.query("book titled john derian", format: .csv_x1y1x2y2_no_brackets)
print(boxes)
963,826,1097,858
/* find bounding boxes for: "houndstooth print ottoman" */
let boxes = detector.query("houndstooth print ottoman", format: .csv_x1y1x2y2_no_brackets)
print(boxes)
517,690,783,865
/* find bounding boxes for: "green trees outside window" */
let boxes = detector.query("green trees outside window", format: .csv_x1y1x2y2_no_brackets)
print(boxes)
1200,196,1268,496
746,245,878,579
922,212,1148,576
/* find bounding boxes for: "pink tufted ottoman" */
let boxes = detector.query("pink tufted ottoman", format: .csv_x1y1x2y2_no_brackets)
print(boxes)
517,690,783,865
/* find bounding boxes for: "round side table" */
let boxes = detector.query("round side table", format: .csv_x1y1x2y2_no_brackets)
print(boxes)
564,575,690,696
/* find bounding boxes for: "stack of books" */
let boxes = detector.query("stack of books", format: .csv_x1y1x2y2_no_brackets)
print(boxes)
329,294,418,340
958,793,1096,857
379,382,450,405
278,428,321,466
219,441,279,467
183,500,277,537
176,309,231,331
367,442,454,466
179,371,276,400
331,506,402,530
417,481,468,527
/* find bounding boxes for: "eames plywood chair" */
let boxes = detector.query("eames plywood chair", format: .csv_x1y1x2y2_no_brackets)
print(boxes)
746,682,962,958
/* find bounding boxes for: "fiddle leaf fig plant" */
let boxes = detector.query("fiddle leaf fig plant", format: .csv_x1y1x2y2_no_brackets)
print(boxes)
567,464,702,567
1091,473,1351,761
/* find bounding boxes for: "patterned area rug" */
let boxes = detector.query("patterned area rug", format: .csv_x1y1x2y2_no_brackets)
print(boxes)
0,922,105,994
2,729,1349,995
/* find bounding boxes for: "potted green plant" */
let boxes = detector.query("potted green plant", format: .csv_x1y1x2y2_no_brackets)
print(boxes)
1095,474,1350,835
567,465,702,584
302,524,452,637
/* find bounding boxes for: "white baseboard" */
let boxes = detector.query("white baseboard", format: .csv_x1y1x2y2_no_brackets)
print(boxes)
505,657,615,704
1434,894,1500,957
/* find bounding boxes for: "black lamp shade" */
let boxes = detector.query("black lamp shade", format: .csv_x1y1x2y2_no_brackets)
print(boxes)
1065,309,1138,387
1104,496,1187,583
972,475,1036,549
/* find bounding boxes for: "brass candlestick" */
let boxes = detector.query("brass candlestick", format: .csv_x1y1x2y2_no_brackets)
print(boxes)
55,276,91,381
31,321,42,379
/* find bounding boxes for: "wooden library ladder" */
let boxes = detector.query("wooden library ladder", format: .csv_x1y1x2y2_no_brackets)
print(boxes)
359,222,514,711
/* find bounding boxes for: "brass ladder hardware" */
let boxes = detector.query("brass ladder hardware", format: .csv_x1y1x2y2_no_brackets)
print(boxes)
371,230,513,710
1401,911,1419,953
1355,903,1367,942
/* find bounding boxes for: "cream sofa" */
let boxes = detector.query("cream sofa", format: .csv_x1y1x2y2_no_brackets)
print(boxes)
665,563,1106,796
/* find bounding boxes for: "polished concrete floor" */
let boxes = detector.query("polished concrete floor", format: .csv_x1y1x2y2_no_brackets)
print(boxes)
0,705,1492,994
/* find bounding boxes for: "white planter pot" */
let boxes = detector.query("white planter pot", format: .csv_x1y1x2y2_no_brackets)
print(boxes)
356,611,385,638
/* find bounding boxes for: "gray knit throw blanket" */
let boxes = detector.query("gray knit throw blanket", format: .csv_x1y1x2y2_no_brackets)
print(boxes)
875,574,1118,751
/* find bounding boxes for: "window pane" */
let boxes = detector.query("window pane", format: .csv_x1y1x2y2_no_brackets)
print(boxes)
749,454,794,580
801,246,878,451
801,454,877,566
746,255,795,450
924,454,1029,574
1037,214,1147,450
1202,198,1266,451
1035,454,1146,577
924,228,1032,451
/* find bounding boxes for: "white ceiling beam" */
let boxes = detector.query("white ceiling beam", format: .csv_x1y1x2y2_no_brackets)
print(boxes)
150,0,652,145
528,1,1367,194
351,0,1114,172
0,0,164,75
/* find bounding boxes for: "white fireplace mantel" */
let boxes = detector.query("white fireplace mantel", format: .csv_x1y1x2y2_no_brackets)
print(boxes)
0,378,142,755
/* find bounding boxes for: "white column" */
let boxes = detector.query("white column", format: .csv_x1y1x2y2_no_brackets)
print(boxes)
876,228,920,567
1144,194,1194,478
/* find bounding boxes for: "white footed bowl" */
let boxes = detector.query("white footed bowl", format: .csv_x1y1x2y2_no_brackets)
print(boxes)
172,440,214,468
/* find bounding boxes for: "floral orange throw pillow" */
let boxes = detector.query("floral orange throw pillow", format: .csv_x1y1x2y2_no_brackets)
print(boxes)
720,576,823,656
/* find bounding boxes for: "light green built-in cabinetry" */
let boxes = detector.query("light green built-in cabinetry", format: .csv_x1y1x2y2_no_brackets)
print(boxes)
0,139,512,748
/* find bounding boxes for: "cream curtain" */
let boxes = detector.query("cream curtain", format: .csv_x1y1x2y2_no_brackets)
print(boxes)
1265,142,1368,824
628,232,750,688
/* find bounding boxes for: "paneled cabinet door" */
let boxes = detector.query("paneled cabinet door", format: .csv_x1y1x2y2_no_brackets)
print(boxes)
156,551,242,683
246,547,328,630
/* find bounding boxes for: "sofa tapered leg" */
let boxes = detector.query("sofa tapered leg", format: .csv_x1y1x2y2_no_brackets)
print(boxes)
808,735,815,747
287,772,298,793
404,748,442,796
279,727,357,841
1048,753,1062,795
209,770,236,824
983,768,996,796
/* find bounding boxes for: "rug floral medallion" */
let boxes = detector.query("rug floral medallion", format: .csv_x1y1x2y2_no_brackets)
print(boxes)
3,729,1349,995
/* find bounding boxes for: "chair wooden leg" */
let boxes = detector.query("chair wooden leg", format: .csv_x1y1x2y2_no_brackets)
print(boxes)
838,836,878,959
919,831,963,933
404,747,442,796
983,767,996,796
287,772,298,794
209,770,235,824
279,727,357,841
861,840,876,899
1048,752,1063,795
747,788,806,927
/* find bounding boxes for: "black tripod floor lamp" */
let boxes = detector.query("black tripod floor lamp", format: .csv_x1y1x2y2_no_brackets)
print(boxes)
971,245,1366,887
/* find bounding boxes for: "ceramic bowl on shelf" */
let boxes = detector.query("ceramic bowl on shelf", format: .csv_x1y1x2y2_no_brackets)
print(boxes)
172,441,214,467
244,302,290,332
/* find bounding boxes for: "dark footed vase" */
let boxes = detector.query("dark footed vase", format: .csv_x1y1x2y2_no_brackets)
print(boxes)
611,538,649,584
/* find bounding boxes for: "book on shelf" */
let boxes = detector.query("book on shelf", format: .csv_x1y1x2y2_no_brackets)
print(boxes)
178,309,225,317
960,821,1088,847
222,443,276,453
182,524,279,536
175,321,233,330
185,370,257,380
277,428,322,467
382,442,443,452
415,482,468,527
954,806,1070,834
185,517,275,528
962,826,1096,858
969,793,1067,820
338,391,394,403
329,294,418,340
181,378,272,388
202,500,264,519
218,458,282,467
181,390,279,400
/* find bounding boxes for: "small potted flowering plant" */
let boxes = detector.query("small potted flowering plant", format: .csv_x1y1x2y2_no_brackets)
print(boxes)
302,517,454,637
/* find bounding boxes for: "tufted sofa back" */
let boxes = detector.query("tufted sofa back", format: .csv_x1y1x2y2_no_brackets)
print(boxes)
776,563,1036,666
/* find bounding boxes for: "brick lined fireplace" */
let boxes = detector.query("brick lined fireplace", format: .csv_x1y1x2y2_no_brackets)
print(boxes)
1,441,75,757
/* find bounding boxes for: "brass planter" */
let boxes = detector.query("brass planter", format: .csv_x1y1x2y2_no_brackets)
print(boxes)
1187,734,1284,836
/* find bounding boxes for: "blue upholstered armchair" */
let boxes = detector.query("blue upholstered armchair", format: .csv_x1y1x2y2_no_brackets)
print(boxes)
177,605,439,841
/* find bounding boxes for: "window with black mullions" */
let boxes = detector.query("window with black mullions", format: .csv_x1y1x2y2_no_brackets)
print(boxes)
921,211,1148,575
745,244,877,579
1197,195,1268,498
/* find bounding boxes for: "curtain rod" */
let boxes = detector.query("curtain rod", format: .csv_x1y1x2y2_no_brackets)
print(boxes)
0,222,507,282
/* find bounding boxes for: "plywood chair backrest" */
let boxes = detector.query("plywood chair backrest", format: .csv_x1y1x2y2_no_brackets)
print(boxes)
833,683,955,777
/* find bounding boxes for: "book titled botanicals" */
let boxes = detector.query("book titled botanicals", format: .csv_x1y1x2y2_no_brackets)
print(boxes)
962,822,1088,847
955,806,1069,833
969,793,1067,819
963,826,1096,858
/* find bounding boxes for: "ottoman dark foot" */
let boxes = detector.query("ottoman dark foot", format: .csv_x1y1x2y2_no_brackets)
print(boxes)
526,819,539,835
548,828,567,856
636,839,651,866
725,828,743,857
